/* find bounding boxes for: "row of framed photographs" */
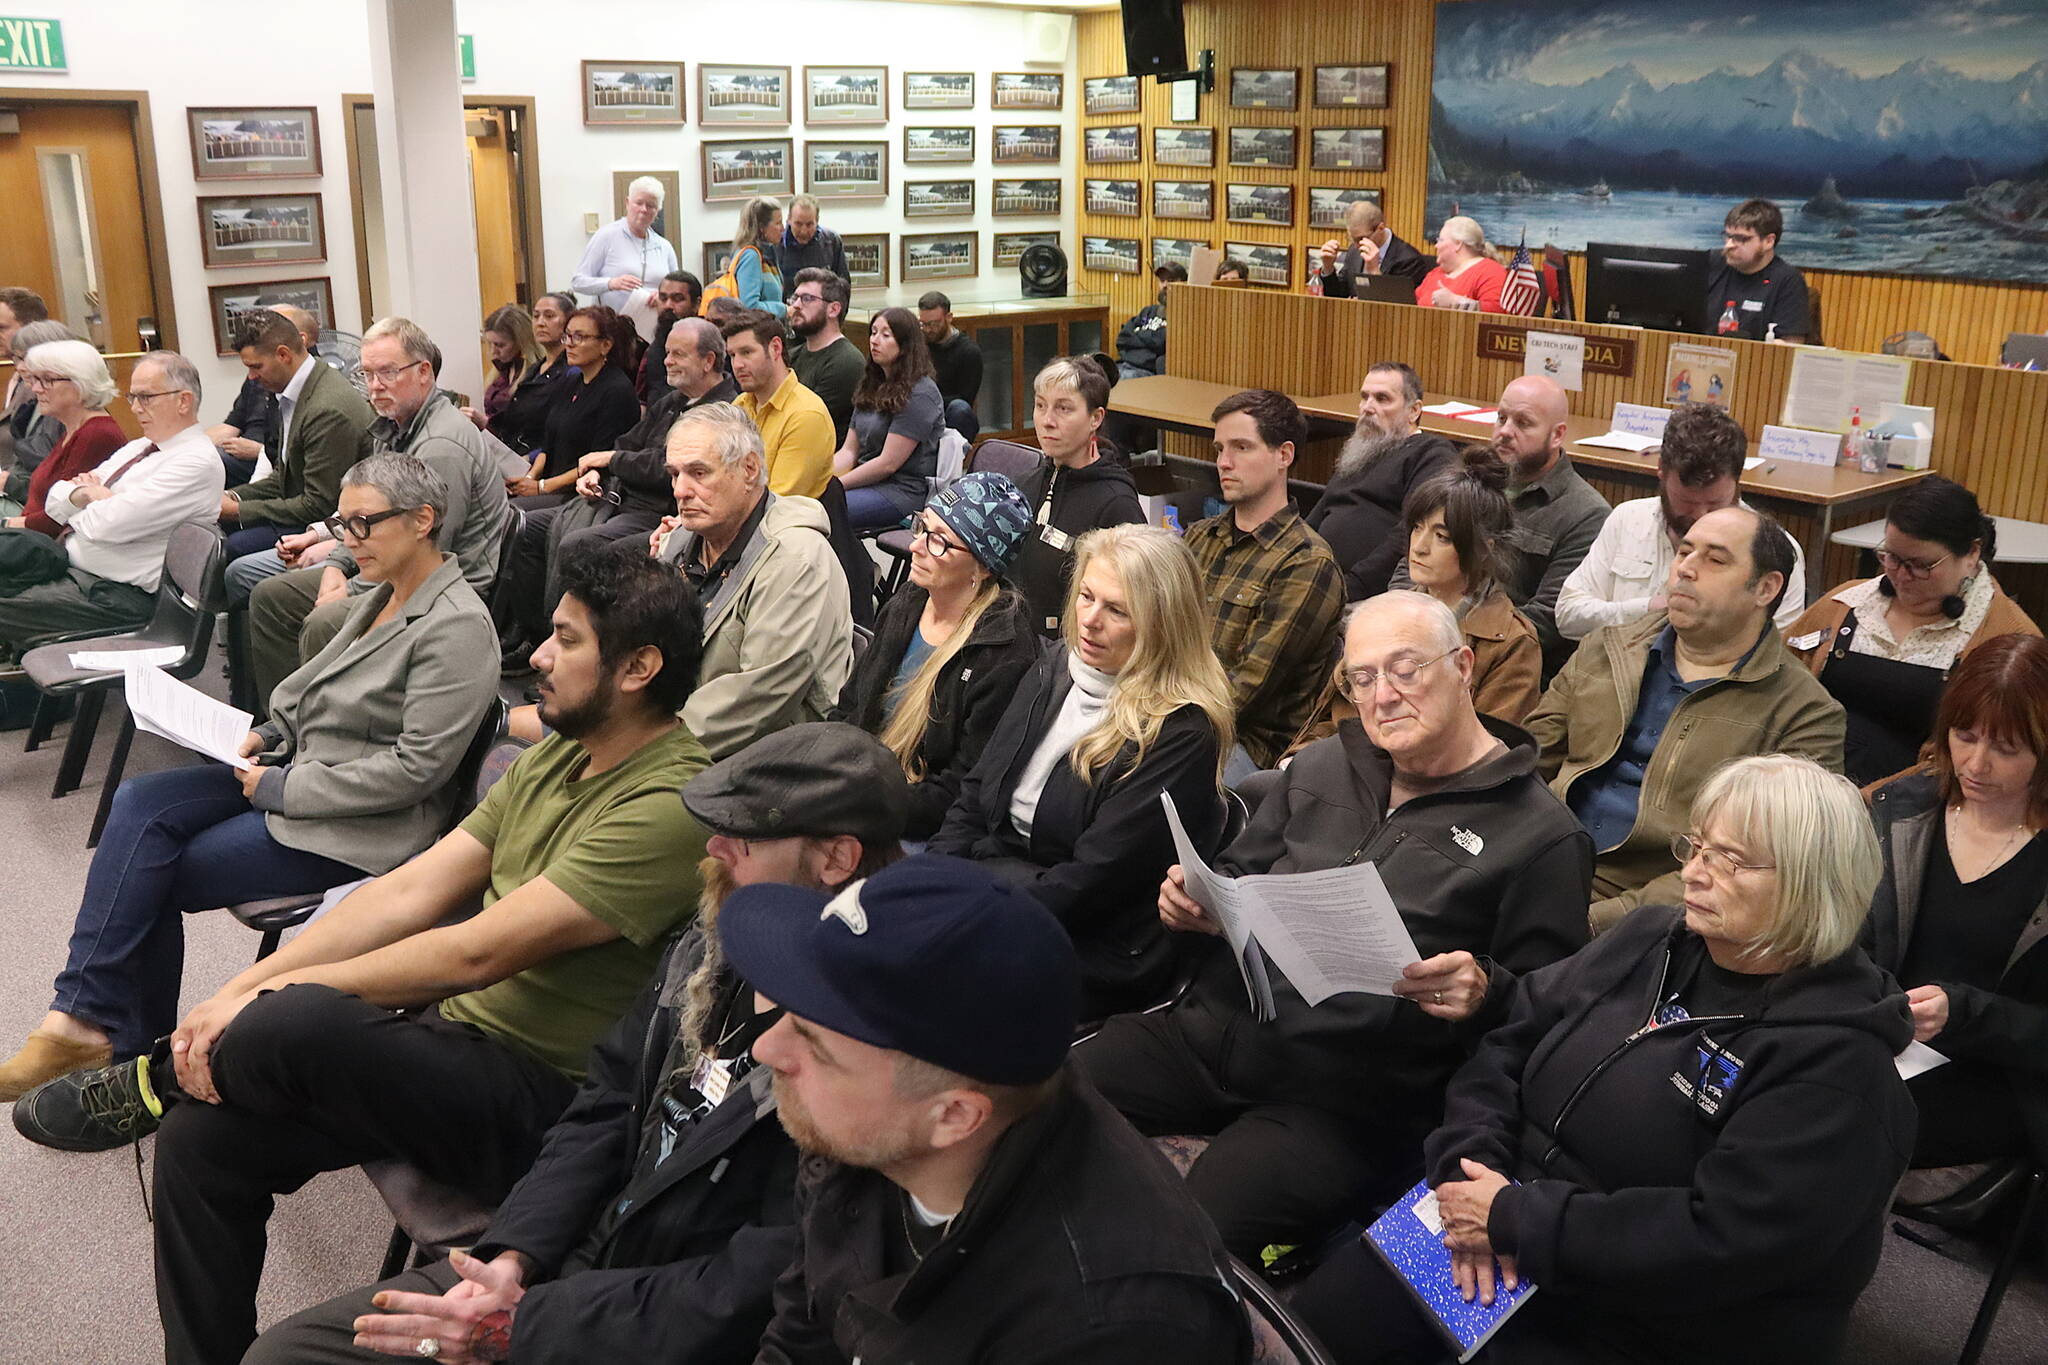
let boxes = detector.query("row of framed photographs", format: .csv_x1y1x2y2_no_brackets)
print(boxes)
1088,236,1335,288
1087,181,1383,229
703,231,1055,289
1081,66,1392,116
699,136,1071,210
581,64,1071,126
1086,124,1384,172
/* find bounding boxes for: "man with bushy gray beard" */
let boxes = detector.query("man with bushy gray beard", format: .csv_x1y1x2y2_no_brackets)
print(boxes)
1304,361,1458,600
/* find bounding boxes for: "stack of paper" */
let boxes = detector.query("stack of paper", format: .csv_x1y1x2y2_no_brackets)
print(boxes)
1421,401,1482,417
1452,408,1498,426
67,644,185,672
1575,431,1661,453
124,666,255,771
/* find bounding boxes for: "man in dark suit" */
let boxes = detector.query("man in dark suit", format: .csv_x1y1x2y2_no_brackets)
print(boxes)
1311,199,1430,298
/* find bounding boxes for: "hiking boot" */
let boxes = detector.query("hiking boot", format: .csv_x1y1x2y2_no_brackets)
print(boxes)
13,1054,165,1152
0,1029,112,1103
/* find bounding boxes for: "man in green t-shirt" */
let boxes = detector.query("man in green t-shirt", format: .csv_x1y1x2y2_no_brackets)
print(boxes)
14,545,713,1365
787,267,866,448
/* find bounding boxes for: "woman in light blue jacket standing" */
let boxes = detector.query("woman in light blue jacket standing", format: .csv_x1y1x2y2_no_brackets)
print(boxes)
726,197,788,317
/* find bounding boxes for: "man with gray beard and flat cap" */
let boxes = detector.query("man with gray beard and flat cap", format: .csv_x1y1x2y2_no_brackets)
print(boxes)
1305,361,1458,602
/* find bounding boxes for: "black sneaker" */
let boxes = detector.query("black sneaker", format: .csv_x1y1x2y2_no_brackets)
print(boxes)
13,1055,165,1152
499,638,537,676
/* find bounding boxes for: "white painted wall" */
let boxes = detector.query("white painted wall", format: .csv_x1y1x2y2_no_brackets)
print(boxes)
31,0,1077,403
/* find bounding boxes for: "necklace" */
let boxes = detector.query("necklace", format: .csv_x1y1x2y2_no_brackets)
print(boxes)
1949,803,2034,873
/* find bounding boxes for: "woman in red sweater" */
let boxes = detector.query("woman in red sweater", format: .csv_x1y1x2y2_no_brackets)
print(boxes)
6,339,125,537
1415,215,1509,313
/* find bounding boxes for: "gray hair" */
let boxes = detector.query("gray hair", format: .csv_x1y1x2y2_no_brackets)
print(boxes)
140,349,204,405
1345,590,1463,657
672,315,726,365
789,192,820,216
670,401,765,486
1690,754,1880,968
342,452,449,541
626,175,666,207
24,339,116,409
362,315,437,367
10,319,75,359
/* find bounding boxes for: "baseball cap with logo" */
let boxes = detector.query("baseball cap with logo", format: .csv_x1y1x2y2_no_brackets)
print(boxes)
717,853,1079,1084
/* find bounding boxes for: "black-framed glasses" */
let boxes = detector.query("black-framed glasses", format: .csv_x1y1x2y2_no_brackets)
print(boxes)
1671,833,1776,877
564,329,602,344
362,359,427,387
791,290,826,305
324,506,418,540
125,389,181,405
908,514,961,558
1337,648,1456,699
1875,548,1951,580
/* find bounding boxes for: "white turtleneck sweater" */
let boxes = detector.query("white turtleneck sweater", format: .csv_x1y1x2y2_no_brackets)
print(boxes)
1008,653,1119,839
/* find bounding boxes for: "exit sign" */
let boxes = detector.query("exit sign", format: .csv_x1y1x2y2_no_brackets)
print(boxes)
459,33,475,82
0,15,63,71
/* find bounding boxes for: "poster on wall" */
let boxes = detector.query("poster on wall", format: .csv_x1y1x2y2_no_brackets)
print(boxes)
1428,0,2048,282
1153,181,1215,221
1083,236,1142,275
704,241,737,282
904,71,974,110
993,72,1064,110
1224,242,1293,286
806,141,887,198
842,232,890,288
805,65,888,126
995,231,1060,268
1153,127,1215,168
1229,127,1297,169
1311,127,1385,172
1084,125,1141,165
902,231,977,281
1309,186,1384,229
187,107,322,181
904,127,974,164
581,62,685,126
698,65,791,126
1315,64,1389,109
905,179,975,217
1152,237,1210,274
1086,178,1142,217
993,178,1062,216
1229,68,1298,111
208,277,332,355
1085,76,1141,115
701,138,794,201
1228,183,1295,227
197,194,326,269
994,126,1061,164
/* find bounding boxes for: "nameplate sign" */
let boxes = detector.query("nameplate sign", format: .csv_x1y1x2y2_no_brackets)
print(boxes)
1610,402,1671,439
0,15,64,71
1478,324,1635,378
1758,424,1841,467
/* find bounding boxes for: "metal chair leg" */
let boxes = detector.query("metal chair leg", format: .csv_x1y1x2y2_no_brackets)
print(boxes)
1959,1170,2046,1365
24,694,55,752
87,707,136,848
51,689,105,799
378,1224,413,1282
256,926,283,963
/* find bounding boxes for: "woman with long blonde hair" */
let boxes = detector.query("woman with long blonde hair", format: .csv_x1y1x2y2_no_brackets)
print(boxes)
932,523,1235,1018
723,196,787,317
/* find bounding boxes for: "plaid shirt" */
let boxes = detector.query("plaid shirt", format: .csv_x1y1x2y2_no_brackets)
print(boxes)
1184,504,1345,768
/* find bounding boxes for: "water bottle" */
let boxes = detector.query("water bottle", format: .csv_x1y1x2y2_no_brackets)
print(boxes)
1717,300,1740,336
1840,407,1864,468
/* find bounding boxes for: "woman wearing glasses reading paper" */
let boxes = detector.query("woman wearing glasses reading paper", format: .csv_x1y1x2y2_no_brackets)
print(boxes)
0,454,498,1103
1291,754,1915,1365
1784,476,2040,787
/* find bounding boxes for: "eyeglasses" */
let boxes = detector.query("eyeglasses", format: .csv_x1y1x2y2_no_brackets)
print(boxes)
791,291,825,305
564,330,602,344
22,373,67,389
1337,648,1456,699
323,506,418,540
1671,833,1776,877
1875,548,1951,580
908,515,962,558
125,389,182,406
362,359,427,387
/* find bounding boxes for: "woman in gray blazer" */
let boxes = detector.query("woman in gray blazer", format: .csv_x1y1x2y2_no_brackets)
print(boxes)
0,453,499,1101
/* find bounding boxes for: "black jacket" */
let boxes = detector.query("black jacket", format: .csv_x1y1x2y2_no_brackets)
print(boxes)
1115,304,1167,376
1009,449,1147,636
1431,906,1915,1365
1305,431,1459,600
755,1068,1248,1365
831,584,1044,838
928,646,1225,1019
1319,230,1431,297
469,931,799,1364
1865,773,2048,1162
489,353,571,456
1166,716,1591,1123
608,376,741,515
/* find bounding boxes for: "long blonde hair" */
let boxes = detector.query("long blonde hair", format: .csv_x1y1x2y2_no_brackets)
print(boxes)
733,196,785,257
1062,524,1235,783
879,572,1005,779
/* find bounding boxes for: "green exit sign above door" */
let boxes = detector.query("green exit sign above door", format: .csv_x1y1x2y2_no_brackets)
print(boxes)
0,15,63,72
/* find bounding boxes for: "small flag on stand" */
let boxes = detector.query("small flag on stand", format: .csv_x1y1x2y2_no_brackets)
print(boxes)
1500,232,1543,317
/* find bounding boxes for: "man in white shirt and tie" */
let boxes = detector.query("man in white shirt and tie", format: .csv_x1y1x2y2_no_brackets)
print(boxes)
0,350,225,650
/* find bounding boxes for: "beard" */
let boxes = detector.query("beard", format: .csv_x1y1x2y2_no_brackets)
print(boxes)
1491,435,1551,485
773,1071,931,1167
1659,488,1701,538
534,671,617,739
1335,422,1403,479
789,310,825,339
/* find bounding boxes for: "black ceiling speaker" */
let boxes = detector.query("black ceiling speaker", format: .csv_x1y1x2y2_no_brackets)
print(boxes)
1019,242,1068,298
1121,0,1188,77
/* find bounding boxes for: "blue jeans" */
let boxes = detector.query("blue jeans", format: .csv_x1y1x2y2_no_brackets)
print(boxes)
845,483,921,533
49,763,366,1058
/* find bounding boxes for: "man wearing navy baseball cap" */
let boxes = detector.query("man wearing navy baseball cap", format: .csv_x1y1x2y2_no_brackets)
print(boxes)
725,853,1249,1363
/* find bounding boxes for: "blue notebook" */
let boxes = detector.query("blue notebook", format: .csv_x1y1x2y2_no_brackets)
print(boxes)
1363,1178,1537,1363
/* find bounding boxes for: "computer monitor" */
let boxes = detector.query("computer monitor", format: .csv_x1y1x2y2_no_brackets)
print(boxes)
1584,242,1712,334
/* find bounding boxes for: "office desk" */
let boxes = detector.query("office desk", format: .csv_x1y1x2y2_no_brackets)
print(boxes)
1833,516,2048,565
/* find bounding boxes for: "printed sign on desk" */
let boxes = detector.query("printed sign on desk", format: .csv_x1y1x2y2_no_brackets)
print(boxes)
1610,402,1671,439
1523,332,1585,392
1665,343,1736,408
1758,425,1841,468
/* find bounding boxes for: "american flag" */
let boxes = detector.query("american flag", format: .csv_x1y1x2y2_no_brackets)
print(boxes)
1499,235,1543,317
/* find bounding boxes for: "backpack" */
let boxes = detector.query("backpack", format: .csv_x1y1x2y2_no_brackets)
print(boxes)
700,244,766,314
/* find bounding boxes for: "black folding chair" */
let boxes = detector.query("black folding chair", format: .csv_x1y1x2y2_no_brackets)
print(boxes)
1893,1159,2048,1364
1226,1253,1336,1365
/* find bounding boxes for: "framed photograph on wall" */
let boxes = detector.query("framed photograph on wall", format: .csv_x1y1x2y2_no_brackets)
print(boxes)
995,231,1059,268
1228,67,1298,110
611,170,683,258
701,138,794,201
805,141,887,198
1224,241,1292,286
1314,64,1390,108
208,276,332,355
1308,185,1384,229
704,240,737,282
993,125,1061,163
1084,178,1141,217
698,65,791,126
992,178,1062,216
841,232,890,288
903,126,974,164
1152,236,1209,275
804,65,887,126
901,231,977,281
1084,75,1140,114
187,107,322,181
904,179,975,218
903,71,974,110
197,194,326,269
1153,126,1215,168
992,72,1063,110
1228,126,1297,168
1311,127,1386,172
580,62,685,125
1151,180,1214,222
1082,235,1142,275
1084,124,1141,164
1227,182,1295,227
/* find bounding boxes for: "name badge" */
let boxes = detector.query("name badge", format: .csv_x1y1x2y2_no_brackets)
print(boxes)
1740,299,1764,313
692,1055,733,1108
1038,523,1073,551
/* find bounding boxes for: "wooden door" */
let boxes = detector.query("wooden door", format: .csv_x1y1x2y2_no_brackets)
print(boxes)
467,110,522,318
0,102,156,352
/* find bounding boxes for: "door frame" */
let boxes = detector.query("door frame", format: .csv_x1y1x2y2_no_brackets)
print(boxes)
341,92,545,326
0,86,181,352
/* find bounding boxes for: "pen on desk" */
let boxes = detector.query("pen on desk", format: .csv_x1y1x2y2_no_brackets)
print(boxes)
1762,463,1778,475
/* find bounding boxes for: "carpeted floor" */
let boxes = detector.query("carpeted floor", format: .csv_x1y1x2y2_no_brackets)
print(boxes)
0,642,2042,1363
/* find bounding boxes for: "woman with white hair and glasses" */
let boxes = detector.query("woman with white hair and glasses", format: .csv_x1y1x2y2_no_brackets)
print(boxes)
570,175,680,315
1292,752,1917,1365
2,319,76,490
0,453,500,1103
2,338,124,530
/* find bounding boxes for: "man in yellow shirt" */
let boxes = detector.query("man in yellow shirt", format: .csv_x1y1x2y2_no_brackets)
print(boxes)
724,310,834,499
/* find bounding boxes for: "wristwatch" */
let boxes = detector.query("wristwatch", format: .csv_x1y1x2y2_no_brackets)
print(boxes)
468,1309,514,1363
